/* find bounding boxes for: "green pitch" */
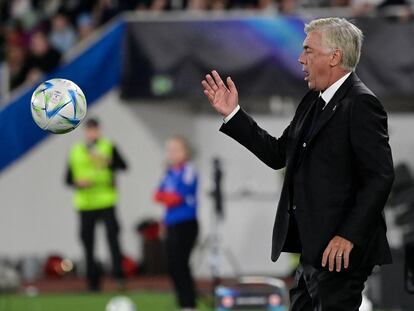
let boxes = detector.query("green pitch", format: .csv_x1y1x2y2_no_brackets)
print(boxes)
0,292,389,311
0,291,212,311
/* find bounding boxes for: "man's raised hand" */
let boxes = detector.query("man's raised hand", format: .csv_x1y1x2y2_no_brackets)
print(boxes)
202,70,238,118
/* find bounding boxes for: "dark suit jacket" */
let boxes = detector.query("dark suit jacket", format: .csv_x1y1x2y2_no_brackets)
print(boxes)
220,73,394,270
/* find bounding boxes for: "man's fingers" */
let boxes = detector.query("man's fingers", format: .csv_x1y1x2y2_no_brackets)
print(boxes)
203,90,214,103
206,74,218,91
202,80,215,94
328,248,337,271
322,246,331,267
201,80,214,97
343,248,351,269
336,252,343,272
212,70,227,90
227,76,238,94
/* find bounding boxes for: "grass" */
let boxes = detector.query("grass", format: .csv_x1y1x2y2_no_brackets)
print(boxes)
0,291,214,311
0,292,389,311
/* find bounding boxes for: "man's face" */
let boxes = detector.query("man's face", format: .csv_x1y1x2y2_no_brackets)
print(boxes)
299,31,333,91
85,126,100,143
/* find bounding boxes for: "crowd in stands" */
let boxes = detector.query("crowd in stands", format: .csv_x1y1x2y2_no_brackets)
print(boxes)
0,0,99,90
0,0,148,91
0,0,412,92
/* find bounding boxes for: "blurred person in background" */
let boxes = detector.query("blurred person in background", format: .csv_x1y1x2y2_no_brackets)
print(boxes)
76,13,95,41
6,44,28,89
150,0,170,10
275,0,295,14
211,0,230,10
49,11,77,53
7,0,33,20
5,21,31,50
94,0,122,26
0,27,4,62
25,29,61,84
153,136,199,311
187,0,209,10
66,118,128,291
4,22,31,89
34,0,62,20
1,0,38,30
59,0,96,22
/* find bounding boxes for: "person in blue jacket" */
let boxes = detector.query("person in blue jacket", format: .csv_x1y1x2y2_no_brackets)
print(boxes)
154,136,199,311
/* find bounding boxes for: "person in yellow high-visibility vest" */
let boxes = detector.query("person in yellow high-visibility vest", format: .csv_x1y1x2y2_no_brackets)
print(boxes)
65,118,128,291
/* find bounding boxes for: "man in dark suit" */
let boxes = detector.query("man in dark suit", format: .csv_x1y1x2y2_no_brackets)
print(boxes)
201,17,394,310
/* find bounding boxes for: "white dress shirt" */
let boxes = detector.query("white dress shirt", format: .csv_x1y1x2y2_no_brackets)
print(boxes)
223,72,352,123
319,72,351,109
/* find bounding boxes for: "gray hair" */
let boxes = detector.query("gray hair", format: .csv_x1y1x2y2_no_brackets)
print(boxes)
304,18,364,71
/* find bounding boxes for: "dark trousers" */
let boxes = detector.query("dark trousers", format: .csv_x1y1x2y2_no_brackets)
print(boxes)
166,220,199,308
290,262,373,311
79,207,124,291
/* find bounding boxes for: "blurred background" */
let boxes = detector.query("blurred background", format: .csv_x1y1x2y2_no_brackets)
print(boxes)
1,0,414,310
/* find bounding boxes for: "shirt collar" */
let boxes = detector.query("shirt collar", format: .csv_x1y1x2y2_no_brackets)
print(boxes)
320,72,352,107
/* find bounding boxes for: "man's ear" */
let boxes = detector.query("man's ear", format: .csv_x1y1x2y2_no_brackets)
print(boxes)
330,49,342,67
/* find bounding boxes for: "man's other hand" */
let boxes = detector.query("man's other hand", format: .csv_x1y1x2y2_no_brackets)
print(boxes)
322,235,354,272
201,70,238,118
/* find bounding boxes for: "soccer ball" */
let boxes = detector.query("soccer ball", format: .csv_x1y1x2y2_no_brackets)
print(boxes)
106,296,136,311
31,78,87,134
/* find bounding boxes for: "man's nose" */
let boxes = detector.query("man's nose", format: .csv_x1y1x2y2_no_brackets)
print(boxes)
298,51,305,64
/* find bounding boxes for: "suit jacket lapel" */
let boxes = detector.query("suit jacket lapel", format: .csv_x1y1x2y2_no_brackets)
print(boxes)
307,72,358,144
285,92,318,175
292,93,319,142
